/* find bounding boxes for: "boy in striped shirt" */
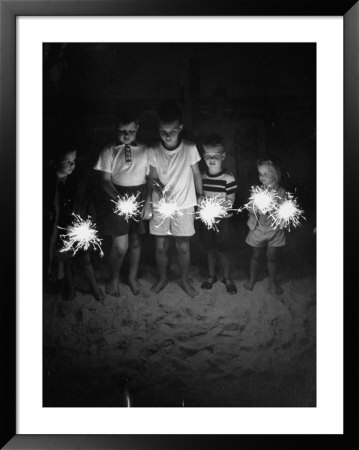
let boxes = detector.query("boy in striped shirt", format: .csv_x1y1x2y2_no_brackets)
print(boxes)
200,135,238,294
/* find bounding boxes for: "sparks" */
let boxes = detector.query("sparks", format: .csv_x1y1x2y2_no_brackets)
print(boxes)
197,196,232,231
153,197,182,225
269,192,305,231
244,185,280,215
239,185,280,224
59,214,103,256
112,192,143,222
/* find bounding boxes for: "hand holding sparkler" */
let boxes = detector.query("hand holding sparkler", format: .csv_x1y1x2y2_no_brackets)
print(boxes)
151,178,166,198
241,185,280,217
153,196,182,224
196,196,234,231
112,192,144,222
269,192,305,231
141,198,153,221
59,214,103,257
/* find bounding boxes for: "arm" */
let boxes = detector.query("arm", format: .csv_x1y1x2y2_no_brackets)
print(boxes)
191,162,203,202
99,171,120,201
148,165,165,197
141,167,156,220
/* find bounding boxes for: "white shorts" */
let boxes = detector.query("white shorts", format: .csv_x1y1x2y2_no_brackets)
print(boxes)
149,206,195,237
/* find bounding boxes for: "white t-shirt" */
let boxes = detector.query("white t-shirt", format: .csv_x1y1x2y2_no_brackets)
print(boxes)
149,139,201,209
93,143,149,186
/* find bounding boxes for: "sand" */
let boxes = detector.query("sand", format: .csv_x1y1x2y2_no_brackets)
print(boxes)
43,222,316,407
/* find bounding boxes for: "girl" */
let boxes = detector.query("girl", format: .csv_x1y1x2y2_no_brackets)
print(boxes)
244,159,286,295
44,144,105,302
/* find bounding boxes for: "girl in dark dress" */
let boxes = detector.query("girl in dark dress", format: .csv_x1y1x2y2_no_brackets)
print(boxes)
44,146,105,302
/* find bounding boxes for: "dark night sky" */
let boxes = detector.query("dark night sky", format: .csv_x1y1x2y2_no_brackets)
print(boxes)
44,43,315,107
43,43,316,212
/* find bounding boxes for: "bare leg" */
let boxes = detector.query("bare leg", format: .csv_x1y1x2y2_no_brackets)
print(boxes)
176,237,198,298
151,236,169,293
201,250,217,289
219,251,237,294
244,247,264,291
207,250,217,278
219,251,230,279
106,234,129,297
63,256,76,301
79,252,105,302
267,246,283,294
128,232,142,295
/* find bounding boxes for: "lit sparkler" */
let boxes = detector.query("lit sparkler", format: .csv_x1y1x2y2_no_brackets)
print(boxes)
152,184,182,226
243,185,280,215
59,214,103,256
112,192,143,222
196,196,233,231
269,192,305,231
153,197,182,224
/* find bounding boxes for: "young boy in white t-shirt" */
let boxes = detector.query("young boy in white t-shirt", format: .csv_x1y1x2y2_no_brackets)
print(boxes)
94,109,151,297
147,102,203,298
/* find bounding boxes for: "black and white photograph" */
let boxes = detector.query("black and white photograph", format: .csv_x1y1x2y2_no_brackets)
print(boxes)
42,42,316,408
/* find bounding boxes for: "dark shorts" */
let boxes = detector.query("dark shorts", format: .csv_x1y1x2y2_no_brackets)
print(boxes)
200,217,232,252
97,184,147,237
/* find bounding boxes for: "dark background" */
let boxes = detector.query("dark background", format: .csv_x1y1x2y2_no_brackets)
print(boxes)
43,42,316,265
43,44,316,187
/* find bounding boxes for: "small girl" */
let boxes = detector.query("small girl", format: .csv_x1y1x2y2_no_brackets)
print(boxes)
244,159,286,295
44,144,105,302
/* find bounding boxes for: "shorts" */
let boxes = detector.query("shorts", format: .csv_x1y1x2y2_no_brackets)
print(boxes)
97,184,146,237
245,225,286,248
200,218,232,252
149,206,195,237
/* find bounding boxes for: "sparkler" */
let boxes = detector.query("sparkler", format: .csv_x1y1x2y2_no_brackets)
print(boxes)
196,196,233,231
59,214,103,256
152,184,182,226
242,185,280,216
112,192,143,222
151,178,166,198
153,196,182,224
269,192,305,231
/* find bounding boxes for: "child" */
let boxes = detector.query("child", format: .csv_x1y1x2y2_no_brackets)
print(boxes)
44,144,105,302
93,109,151,297
244,159,286,295
147,101,203,298
200,135,238,294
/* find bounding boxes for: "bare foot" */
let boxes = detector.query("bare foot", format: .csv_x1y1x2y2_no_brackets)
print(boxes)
105,279,121,297
222,278,237,294
180,279,199,298
269,282,283,295
128,278,142,296
150,278,168,294
243,280,254,291
93,286,106,303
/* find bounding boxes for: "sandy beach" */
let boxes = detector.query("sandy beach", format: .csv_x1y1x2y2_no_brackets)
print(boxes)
43,218,316,407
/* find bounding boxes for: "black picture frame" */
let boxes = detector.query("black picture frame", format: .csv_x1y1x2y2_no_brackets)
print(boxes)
0,0,356,448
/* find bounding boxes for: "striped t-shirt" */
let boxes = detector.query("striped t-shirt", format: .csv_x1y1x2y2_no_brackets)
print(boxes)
202,169,237,199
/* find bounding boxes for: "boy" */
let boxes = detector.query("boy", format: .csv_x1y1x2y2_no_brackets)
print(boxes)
44,144,104,302
93,109,151,297
200,135,238,294
147,102,203,298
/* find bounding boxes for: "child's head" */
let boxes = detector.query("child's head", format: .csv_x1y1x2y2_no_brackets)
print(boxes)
51,147,77,179
157,101,183,149
257,159,281,188
114,108,140,145
203,135,225,174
